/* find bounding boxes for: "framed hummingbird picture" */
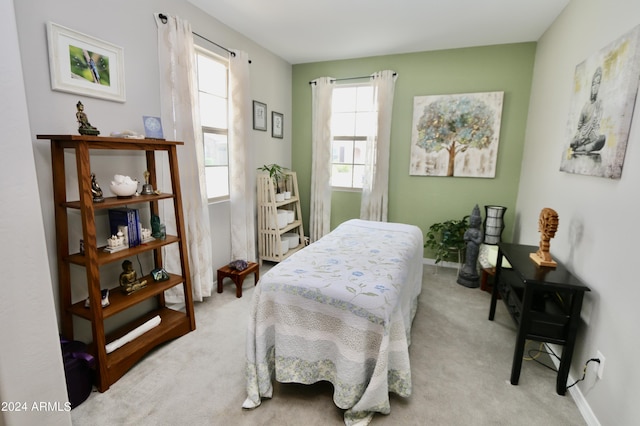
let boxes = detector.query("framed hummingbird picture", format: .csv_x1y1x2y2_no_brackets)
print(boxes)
46,22,126,103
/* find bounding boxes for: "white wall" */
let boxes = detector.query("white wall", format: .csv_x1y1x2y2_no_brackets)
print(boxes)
517,0,640,424
0,1,71,425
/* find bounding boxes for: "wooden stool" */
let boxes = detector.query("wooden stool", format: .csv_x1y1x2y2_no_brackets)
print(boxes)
217,262,259,298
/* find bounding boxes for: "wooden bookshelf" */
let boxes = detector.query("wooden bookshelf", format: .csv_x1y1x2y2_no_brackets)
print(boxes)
39,134,195,392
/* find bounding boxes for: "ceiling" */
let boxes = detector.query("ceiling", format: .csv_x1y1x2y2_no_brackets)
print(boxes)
187,0,569,64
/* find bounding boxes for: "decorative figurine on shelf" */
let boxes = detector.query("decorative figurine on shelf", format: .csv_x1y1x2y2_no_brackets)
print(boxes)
457,204,484,288
91,173,104,203
76,101,100,136
106,231,126,250
140,227,153,242
151,267,169,282
141,170,154,195
151,215,162,237
84,289,110,308
119,260,148,295
150,215,166,240
530,207,559,267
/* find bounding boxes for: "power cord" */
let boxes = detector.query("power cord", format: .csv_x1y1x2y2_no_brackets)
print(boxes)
136,254,145,277
524,341,560,372
524,342,601,391
566,358,600,390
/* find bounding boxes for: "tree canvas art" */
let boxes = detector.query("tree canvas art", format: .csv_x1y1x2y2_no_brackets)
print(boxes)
560,25,640,179
410,91,504,177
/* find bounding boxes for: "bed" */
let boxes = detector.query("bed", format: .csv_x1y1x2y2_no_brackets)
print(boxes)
243,219,424,425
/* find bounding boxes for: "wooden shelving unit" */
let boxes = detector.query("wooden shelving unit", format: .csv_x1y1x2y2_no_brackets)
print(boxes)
38,134,195,392
257,171,305,264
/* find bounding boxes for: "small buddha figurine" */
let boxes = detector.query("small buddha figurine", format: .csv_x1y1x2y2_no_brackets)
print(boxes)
91,173,104,203
530,207,559,267
119,260,148,295
76,101,100,136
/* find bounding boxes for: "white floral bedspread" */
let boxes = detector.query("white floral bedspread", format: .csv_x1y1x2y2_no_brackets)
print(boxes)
244,219,424,425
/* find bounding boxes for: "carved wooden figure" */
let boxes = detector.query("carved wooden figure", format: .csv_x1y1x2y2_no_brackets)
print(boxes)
530,207,559,267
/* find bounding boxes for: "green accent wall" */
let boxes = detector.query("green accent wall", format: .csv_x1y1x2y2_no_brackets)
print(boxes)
292,43,536,257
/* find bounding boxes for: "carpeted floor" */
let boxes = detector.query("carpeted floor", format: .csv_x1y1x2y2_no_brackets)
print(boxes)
71,264,586,425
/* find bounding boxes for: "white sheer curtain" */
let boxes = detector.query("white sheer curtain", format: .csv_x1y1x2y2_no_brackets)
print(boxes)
309,77,334,242
155,13,213,302
360,70,397,222
228,50,256,261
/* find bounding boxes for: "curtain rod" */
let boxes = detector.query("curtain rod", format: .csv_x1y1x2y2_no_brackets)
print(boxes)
309,73,396,85
158,13,251,63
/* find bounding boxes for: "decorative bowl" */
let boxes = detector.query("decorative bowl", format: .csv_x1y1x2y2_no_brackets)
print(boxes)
110,175,138,198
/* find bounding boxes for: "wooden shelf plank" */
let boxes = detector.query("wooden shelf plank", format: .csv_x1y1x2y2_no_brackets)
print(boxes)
69,273,184,320
37,134,183,148
274,195,299,207
63,193,175,210
257,220,303,235
101,308,192,390
67,235,179,266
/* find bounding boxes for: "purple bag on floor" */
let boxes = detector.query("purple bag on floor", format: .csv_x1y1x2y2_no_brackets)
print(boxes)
60,337,95,409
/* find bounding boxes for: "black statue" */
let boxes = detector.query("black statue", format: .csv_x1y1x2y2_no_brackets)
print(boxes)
151,214,165,239
457,204,483,288
91,173,104,203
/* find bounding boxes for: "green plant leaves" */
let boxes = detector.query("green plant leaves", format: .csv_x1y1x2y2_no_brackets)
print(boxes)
424,215,470,263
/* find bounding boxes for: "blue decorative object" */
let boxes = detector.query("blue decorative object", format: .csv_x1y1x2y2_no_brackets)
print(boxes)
143,116,164,139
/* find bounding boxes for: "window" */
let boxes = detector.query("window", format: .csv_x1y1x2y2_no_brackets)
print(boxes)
330,84,375,189
195,47,229,201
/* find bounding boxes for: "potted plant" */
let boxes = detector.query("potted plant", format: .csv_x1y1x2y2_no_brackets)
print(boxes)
424,215,470,264
257,163,288,201
281,173,292,199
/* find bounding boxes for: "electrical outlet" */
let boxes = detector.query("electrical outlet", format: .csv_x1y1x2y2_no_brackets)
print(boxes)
596,350,605,379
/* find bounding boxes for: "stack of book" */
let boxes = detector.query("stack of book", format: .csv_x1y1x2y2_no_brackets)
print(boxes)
107,208,141,251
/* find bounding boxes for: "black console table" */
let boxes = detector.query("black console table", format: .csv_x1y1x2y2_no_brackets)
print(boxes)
488,243,590,395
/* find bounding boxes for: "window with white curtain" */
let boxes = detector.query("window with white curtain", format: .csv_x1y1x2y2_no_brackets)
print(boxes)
330,83,375,189
195,47,229,201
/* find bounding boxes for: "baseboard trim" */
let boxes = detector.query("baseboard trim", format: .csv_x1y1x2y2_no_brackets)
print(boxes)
422,257,461,270
544,343,601,426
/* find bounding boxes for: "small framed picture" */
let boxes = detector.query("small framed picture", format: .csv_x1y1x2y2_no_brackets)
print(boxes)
46,21,126,103
253,101,267,131
272,112,283,139
143,116,164,139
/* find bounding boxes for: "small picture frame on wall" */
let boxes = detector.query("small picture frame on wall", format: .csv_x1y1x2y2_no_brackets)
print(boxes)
46,21,126,103
272,111,283,138
253,101,267,131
